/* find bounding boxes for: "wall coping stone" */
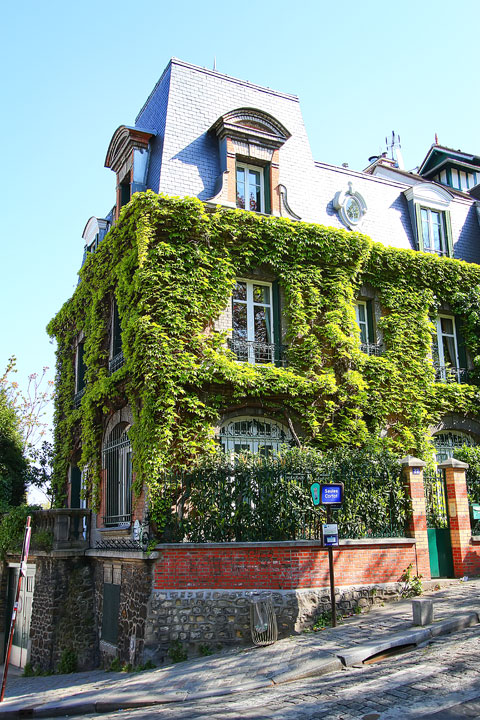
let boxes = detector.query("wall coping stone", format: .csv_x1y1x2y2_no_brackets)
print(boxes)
399,455,427,467
151,537,414,550
437,457,469,469
85,549,159,560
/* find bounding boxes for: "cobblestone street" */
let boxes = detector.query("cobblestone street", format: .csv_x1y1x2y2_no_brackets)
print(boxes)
76,622,480,720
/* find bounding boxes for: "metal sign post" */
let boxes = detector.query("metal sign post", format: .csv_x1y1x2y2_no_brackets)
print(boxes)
310,483,343,628
324,506,338,627
1,516,32,702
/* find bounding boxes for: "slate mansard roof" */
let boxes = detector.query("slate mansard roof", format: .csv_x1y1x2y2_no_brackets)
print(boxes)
98,57,480,265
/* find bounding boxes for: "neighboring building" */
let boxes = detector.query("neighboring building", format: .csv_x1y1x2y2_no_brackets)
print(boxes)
6,59,480,671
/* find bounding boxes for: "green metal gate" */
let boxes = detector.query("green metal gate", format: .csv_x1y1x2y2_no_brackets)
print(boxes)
424,470,454,578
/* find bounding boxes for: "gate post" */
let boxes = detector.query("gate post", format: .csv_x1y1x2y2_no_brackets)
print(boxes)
400,456,431,580
437,458,471,578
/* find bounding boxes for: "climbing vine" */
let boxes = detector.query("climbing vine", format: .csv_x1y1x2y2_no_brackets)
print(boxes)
48,192,480,526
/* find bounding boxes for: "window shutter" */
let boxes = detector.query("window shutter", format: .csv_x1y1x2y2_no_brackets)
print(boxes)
263,164,271,214
455,317,468,376
70,466,81,508
77,342,86,392
444,210,454,258
366,300,374,345
272,281,281,365
112,302,122,356
415,204,424,251
102,583,120,644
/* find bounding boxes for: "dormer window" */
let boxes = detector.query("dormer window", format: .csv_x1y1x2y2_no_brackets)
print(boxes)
209,108,290,216
404,184,454,258
105,126,154,221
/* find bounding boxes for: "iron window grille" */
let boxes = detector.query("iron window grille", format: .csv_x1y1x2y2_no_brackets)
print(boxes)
102,423,132,526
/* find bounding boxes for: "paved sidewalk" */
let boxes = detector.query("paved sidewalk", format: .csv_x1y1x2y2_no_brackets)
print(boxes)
1,578,480,718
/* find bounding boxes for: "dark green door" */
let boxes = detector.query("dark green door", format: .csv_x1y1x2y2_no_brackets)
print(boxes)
424,471,454,578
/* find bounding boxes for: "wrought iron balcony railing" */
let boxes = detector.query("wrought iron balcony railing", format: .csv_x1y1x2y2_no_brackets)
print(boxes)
33,508,91,551
434,364,469,384
73,387,86,409
360,342,383,356
228,338,287,366
109,350,125,374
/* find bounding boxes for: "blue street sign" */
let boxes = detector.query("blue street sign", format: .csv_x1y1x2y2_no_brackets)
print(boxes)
320,483,344,505
310,482,321,506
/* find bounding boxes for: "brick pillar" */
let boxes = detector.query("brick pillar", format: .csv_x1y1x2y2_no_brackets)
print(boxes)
437,458,471,578
400,456,431,580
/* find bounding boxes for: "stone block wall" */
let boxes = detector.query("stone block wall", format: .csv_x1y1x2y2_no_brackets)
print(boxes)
144,582,404,663
29,555,97,672
93,558,152,668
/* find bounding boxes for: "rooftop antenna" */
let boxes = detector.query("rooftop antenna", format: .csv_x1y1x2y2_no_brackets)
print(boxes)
435,133,439,144
386,130,404,170
213,56,216,71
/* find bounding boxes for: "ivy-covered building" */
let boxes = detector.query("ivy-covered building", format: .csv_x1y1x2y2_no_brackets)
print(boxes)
12,58,480,671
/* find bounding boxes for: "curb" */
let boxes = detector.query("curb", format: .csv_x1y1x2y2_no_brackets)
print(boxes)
3,611,479,719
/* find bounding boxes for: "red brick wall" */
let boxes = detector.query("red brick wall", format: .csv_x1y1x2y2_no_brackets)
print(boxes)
153,542,418,590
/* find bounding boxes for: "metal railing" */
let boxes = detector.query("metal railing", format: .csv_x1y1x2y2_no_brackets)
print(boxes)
109,350,125,374
229,338,287,366
73,387,86,409
434,364,469,384
157,464,407,543
423,470,448,528
360,342,383,356
33,508,91,551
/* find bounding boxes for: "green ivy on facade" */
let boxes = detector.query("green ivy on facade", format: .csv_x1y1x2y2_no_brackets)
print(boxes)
48,192,480,527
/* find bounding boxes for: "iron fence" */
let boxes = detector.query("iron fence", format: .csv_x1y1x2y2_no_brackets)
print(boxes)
157,460,407,542
423,469,448,528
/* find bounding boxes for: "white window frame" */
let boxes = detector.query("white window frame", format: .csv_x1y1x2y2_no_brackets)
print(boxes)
236,162,265,213
355,301,370,346
232,279,274,364
434,315,460,382
420,207,447,256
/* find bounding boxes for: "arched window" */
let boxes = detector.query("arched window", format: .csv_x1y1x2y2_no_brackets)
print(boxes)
433,431,476,463
218,416,292,456
103,423,132,526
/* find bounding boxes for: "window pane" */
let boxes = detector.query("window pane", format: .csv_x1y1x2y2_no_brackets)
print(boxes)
236,168,245,209
253,284,270,304
421,209,430,250
233,281,247,301
253,306,272,343
440,317,454,336
232,302,247,339
431,211,442,252
248,170,261,211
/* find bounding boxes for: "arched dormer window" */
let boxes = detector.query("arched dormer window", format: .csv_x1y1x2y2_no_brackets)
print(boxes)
208,108,291,216
105,125,155,221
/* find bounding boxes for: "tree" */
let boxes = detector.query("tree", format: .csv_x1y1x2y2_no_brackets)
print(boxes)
0,370,28,509
0,357,54,508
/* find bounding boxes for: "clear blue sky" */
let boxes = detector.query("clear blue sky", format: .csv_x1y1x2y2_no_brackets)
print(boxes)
1,0,477,436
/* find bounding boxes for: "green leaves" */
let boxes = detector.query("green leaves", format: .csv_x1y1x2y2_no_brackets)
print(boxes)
48,193,480,526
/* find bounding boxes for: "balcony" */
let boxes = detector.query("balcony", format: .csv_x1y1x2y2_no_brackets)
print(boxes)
434,363,469,384
33,508,91,552
73,387,85,409
229,338,287,366
360,342,383,356
109,350,125,374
